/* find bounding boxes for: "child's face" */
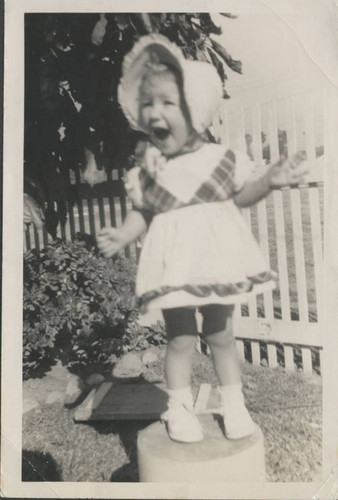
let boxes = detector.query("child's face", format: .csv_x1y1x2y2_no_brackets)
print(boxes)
139,72,194,156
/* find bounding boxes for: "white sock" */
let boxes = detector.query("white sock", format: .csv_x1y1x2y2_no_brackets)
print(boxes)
163,386,203,442
166,386,194,409
217,382,244,402
217,383,255,439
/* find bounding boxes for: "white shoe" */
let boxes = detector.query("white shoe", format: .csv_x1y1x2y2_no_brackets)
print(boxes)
162,386,203,443
162,404,204,443
218,384,256,440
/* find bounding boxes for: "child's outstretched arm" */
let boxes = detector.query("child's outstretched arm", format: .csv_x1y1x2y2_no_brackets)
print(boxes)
97,210,147,258
233,152,308,208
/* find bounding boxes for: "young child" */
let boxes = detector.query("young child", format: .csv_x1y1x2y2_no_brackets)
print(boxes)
97,34,307,443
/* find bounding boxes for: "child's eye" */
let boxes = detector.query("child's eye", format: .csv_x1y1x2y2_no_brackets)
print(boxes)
164,100,175,106
142,102,151,108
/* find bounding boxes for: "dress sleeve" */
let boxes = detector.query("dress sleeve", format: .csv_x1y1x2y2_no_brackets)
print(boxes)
132,206,153,226
232,150,255,193
124,167,144,209
124,167,153,226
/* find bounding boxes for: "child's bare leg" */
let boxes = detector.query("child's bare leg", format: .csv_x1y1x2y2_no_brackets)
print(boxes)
163,307,198,389
161,307,203,442
165,335,196,389
201,304,255,439
201,305,241,385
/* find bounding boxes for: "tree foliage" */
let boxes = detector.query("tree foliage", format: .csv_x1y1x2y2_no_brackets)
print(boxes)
24,13,241,235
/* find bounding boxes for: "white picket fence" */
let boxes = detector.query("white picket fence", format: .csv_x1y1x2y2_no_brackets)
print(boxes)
24,76,326,375
206,77,326,374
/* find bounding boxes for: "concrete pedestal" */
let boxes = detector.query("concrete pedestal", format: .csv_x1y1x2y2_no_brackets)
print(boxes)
137,414,265,483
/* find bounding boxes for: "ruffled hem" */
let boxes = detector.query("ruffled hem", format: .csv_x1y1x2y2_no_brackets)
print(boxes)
138,271,277,310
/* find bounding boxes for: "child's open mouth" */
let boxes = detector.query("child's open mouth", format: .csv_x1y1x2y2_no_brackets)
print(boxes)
152,127,170,141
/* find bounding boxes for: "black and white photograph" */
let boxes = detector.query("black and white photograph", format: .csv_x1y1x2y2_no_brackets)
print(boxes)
2,0,338,498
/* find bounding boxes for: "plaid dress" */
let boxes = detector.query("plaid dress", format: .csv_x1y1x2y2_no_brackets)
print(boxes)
128,143,276,312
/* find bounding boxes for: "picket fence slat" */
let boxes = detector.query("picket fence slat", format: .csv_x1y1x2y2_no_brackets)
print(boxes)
283,96,311,321
33,226,40,252
309,185,323,322
74,169,86,234
120,195,128,222
59,215,67,241
68,201,76,238
251,104,264,164
87,198,96,236
25,226,31,251
301,347,313,374
251,341,261,366
63,215,71,241
101,197,109,227
286,97,297,155
284,346,295,372
268,99,292,321
267,98,291,320
268,100,279,161
257,199,274,319
234,303,242,318
98,197,105,229
241,207,257,318
42,226,49,246
290,188,309,322
78,199,86,233
236,340,245,362
120,195,130,258
273,190,291,320
267,344,278,368
108,196,117,227
251,104,274,320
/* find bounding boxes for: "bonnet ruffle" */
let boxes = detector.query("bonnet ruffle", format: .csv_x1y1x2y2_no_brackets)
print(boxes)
118,34,223,135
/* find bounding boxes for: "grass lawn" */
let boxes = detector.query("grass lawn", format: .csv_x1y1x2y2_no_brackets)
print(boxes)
22,350,322,483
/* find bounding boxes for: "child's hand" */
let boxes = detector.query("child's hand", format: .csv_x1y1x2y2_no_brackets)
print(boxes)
267,152,308,188
96,227,125,258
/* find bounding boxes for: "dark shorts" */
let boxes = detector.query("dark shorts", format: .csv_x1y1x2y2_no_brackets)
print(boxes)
162,304,233,339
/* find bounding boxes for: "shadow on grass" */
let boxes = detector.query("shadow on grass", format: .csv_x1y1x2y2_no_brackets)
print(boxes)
22,449,62,481
70,378,167,481
89,419,154,482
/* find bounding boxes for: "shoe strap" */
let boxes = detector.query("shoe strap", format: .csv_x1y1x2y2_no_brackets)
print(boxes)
161,402,197,421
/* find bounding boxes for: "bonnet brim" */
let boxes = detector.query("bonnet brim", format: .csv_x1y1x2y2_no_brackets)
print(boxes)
118,34,223,135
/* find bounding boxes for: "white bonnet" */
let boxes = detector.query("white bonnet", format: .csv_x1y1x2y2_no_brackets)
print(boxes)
118,34,223,134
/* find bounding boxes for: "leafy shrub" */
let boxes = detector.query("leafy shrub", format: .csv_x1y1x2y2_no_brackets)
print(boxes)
23,234,166,380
